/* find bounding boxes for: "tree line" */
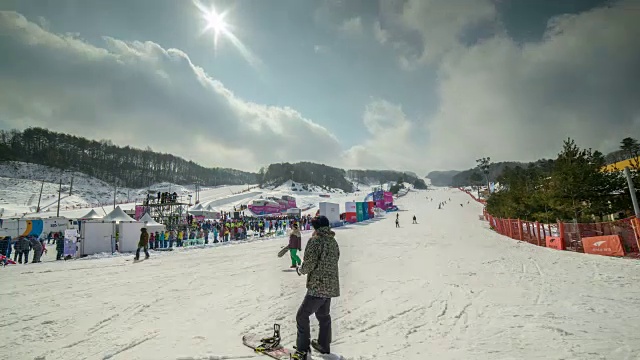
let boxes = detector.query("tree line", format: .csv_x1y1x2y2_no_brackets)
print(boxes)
0,127,258,188
260,163,428,193
485,137,639,222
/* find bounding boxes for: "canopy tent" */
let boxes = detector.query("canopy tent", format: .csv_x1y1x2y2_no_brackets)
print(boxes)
102,206,136,223
188,203,220,219
139,213,166,232
80,209,102,219
188,203,207,216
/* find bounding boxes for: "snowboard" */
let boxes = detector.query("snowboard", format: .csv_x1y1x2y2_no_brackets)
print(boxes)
242,330,292,360
243,325,345,360
277,246,290,258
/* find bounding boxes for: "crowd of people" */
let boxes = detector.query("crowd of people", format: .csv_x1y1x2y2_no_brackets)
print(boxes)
124,213,317,251
0,231,66,265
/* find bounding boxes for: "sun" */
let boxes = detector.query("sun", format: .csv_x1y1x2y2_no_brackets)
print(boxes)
194,1,231,49
204,8,228,37
193,0,262,69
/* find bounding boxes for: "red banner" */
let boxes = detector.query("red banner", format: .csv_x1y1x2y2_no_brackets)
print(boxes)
582,235,625,257
545,236,564,250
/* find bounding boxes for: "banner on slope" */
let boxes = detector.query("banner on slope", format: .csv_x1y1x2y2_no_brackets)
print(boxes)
134,205,146,220
345,202,357,223
360,202,369,221
383,192,394,205
582,235,625,257
545,236,564,250
367,201,375,218
356,202,364,222
64,229,78,257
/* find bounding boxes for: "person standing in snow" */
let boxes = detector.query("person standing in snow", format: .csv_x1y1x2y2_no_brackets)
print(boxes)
56,235,64,260
292,216,340,360
135,228,150,261
29,237,43,263
288,223,302,269
412,215,417,224
395,214,400,228
0,236,9,257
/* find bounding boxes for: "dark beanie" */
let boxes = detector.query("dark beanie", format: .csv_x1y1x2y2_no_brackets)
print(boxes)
311,215,330,230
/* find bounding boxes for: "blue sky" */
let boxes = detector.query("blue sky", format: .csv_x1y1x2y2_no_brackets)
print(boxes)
1,0,638,174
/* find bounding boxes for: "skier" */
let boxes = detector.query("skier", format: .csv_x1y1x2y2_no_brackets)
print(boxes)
412,215,417,224
288,223,302,269
395,217,400,228
292,216,340,360
134,228,150,261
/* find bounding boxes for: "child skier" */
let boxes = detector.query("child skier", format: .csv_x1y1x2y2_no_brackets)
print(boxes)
288,223,302,269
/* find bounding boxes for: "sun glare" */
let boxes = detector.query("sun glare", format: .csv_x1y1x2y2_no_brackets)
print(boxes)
193,0,263,70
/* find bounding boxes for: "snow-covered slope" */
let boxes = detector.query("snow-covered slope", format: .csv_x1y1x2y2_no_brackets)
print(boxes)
2,188,639,360
0,162,247,218
0,162,198,217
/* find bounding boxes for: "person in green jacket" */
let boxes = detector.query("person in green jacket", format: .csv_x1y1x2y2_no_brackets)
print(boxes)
292,216,340,360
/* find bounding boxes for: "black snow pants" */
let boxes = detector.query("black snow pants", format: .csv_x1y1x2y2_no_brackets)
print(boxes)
135,246,149,260
296,294,332,353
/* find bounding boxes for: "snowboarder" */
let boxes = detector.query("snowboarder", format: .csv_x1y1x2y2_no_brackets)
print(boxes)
288,223,302,269
135,228,150,261
292,216,340,360
412,215,417,224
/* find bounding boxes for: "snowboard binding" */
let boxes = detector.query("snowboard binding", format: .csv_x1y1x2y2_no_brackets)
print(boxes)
255,324,281,352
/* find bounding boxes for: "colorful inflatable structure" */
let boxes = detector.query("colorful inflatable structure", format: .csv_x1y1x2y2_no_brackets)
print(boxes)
247,196,298,216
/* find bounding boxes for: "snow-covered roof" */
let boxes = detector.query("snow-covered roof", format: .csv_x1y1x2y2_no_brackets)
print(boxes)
139,213,159,225
102,206,136,223
80,209,102,219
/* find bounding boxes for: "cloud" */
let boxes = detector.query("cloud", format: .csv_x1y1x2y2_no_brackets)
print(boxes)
339,17,364,36
0,11,343,172
368,0,640,171
378,0,498,67
373,21,389,44
357,0,640,173
423,1,640,170
343,99,423,171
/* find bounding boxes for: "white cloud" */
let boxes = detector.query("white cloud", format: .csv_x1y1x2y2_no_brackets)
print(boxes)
422,1,640,170
0,11,343,172
356,0,640,174
378,0,498,67
343,99,423,171
340,16,364,36
373,21,389,44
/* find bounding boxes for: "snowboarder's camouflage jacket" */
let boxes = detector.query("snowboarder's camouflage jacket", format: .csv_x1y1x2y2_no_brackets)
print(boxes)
300,227,340,298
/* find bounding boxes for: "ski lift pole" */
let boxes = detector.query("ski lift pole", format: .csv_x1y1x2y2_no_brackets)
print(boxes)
624,167,640,217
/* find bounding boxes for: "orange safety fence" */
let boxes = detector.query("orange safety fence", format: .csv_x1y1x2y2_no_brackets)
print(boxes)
458,188,640,258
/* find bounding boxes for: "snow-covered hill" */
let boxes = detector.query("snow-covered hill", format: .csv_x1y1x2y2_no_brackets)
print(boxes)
0,163,374,219
0,162,194,217
2,188,638,359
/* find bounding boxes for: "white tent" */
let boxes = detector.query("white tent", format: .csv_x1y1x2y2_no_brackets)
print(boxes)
188,203,208,216
139,213,166,232
102,206,136,223
80,209,102,219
